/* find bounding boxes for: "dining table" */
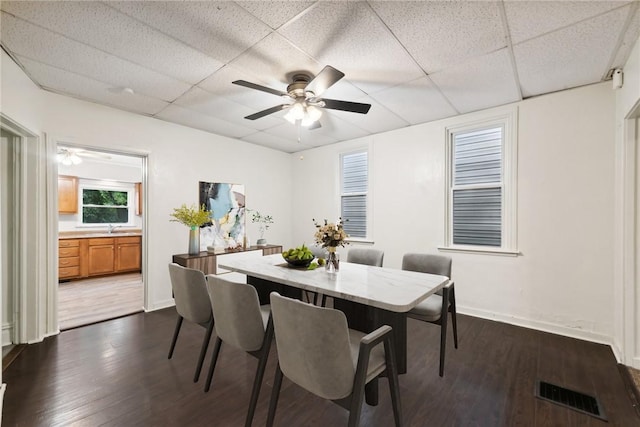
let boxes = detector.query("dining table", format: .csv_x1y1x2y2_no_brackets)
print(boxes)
219,253,450,404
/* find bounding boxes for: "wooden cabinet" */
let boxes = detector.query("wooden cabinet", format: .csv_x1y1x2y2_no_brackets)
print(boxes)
58,175,78,214
59,235,141,281
88,238,115,275
135,182,142,216
115,236,142,272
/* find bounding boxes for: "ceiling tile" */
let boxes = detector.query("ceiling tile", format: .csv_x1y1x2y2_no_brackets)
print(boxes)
241,131,313,153
612,5,640,68
1,12,190,102
108,1,271,63
16,56,168,115
514,6,629,97
278,1,424,94
262,122,338,148
430,49,520,114
1,1,221,83
173,86,285,131
370,1,506,73
236,1,315,29
306,113,370,142
505,0,630,44
155,104,256,139
328,97,410,134
370,76,459,125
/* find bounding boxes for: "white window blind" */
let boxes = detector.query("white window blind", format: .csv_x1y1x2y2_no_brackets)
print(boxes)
341,151,367,238
452,127,503,247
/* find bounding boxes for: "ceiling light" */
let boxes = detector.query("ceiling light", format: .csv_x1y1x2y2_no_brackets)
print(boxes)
57,149,82,166
284,102,323,126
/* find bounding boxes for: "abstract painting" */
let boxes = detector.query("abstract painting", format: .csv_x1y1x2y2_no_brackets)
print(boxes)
198,182,245,250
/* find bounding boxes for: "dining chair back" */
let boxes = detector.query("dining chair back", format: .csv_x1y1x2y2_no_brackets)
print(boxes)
167,263,214,383
267,292,402,427
347,248,384,267
204,275,274,427
401,253,458,377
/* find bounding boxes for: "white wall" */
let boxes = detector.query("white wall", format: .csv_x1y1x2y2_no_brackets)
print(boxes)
0,131,14,346
58,158,143,232
293,82,616,344
1,50,293,313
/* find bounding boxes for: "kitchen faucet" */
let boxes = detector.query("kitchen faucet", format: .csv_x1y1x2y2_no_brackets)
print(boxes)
107,224,120,234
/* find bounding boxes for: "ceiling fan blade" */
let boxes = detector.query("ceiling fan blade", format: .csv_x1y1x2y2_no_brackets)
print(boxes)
232,80,289,97
307,121,321,130
305,66,345,98
245,104,289,120
321,98,371,114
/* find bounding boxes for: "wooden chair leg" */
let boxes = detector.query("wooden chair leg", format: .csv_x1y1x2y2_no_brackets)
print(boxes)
438,288,450,378
384,336,403,427
266,364,284,427
204,337,223,393
450,288,458,349
245,319,274,427
194,320,214,383
168,316,183,359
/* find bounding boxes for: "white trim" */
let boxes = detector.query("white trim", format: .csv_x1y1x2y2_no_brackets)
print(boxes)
146,298,175,312
78,179,136,226
437,246,519,257
443,107,518,253
0,382,6,424
1,323,12,347
339,146,372,241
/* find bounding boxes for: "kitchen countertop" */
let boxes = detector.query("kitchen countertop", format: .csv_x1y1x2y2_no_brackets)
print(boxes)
59,230,142,239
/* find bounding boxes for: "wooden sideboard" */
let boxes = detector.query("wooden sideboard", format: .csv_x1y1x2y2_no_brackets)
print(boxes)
172,244,282,276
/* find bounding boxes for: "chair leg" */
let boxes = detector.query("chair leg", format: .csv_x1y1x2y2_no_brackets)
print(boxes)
194,320,214,383
438,288,450,378
168,316,183,359
266,363,284,427
450,287,458,349
204,337,223,392
384,336,403,427
245,319,274,427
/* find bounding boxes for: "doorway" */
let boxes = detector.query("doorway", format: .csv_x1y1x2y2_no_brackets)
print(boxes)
56,145,145,330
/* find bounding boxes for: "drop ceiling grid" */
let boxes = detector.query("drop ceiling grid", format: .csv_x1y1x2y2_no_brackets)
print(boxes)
235,1,316,30
1,1,222,84
611,2,640,68
514,5,631,98
156,104,258,139
369,1,507,75
277,1,425,95
0,12,190,102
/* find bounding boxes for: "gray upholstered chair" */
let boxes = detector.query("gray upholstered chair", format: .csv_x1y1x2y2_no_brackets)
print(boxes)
267,293,402,427
347,247,384,267
401,253,458,377
204,275,273,427
167,263,214,383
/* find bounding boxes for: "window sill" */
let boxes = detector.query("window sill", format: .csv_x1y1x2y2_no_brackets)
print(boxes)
346,238,375,245
437,245,520,257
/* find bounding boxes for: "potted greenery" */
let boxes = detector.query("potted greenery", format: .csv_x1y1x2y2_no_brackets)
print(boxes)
170,203,210,255
250,210,274,246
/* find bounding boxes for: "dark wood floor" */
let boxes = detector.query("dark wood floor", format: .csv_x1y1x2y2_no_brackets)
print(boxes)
3,309,639,426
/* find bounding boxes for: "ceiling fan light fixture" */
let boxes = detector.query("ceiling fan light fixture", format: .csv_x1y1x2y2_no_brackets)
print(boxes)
284,102,305,124
57,149,82,166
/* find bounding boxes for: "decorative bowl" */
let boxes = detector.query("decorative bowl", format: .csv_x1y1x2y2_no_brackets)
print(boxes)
283,256,314,268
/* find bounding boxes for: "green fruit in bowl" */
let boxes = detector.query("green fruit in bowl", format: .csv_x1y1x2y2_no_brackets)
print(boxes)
283,243,314,266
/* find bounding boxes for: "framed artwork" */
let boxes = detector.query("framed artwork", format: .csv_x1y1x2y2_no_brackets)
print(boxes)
198,182,245,250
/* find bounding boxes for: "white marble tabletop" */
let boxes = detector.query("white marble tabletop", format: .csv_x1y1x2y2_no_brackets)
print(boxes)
219,254,450,312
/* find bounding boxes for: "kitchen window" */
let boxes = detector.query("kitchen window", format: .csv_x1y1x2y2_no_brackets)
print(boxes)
442,109,518,255
80,182,134,225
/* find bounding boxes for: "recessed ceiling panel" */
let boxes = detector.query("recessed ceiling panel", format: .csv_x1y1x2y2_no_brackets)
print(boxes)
371,76,459,125
155,104,257,139
1,12,190,102
263,122,338,147
504,0,629,44
430,49,520,114
278,1,424,94
328,98,410,135
241,131,314,153
17,56,168,115
236,1,315,29
370,1,506,73
1,1,221,83
108,1,271,63
514,6,629,97
307,114,370,142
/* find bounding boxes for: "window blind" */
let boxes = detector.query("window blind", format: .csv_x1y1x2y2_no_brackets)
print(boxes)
341,151,367,238
454,128,502,186
452,188,502,246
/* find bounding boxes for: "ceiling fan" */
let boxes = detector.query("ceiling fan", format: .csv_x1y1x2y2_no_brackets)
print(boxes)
57,147,112,165
232,65,371,129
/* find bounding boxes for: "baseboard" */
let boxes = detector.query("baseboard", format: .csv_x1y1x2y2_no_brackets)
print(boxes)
145,298,175,312
459,306,613,347
1,324,12,347
633,357,640,370
0,383,5,426
610,340,624,364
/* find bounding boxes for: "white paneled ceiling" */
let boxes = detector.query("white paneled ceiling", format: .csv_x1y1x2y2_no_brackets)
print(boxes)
2,1,639,153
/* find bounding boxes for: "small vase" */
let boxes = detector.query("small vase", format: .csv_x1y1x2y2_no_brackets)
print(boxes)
326,248,340,273
188,226,200,255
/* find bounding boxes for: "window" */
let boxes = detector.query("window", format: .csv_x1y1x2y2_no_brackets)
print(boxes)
443,110,517,254
80,182,134,225
341,150,368,239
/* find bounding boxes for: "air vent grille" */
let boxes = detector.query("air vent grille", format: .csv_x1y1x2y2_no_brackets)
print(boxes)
536,380,607,421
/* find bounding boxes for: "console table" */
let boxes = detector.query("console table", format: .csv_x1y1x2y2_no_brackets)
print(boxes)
172,244,282,275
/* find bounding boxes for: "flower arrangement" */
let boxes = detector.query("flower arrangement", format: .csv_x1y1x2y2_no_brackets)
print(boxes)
170,204,210,230
250,210,274,240
313,218,349,249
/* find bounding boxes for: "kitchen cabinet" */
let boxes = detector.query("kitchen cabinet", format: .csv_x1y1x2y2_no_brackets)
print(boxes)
58,175,78,214
135,182,142,216
88,238,115,276
59,239,82,279
116,236,141,272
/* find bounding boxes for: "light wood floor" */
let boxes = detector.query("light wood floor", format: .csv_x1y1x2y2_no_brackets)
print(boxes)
58,273,144,330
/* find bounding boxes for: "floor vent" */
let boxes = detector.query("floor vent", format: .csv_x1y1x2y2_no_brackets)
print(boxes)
536,380,607,421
